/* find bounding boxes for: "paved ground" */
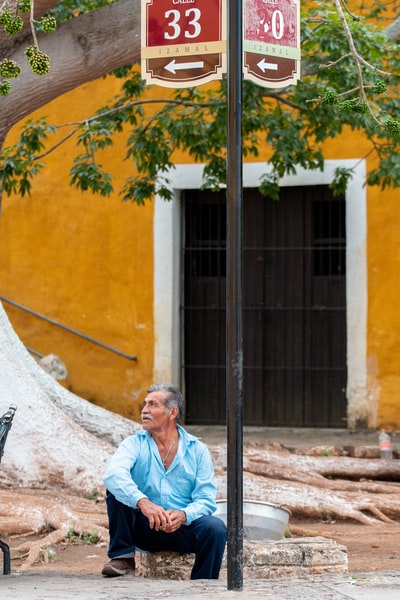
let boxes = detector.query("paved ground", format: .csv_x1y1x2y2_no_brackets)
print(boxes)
1,569,400,600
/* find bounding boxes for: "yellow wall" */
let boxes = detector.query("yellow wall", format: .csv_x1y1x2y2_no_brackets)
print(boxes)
325,121,400,430
1,77,155,422
322,133,400,429
1,4,399,426
360,0,400,427
366,179,400,429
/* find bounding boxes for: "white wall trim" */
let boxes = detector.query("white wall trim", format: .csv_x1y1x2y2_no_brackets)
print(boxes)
153,194,181,385
154,161,368,426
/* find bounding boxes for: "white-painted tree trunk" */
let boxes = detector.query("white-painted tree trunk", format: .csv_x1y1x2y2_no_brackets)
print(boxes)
0,302,139,495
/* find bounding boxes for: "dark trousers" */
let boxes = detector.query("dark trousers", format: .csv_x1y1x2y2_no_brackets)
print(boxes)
106,490,227,579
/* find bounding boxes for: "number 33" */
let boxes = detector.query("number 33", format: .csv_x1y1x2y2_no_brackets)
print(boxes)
164,8,202,40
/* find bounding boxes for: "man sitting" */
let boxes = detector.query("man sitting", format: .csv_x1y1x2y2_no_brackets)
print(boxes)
102,383,227,580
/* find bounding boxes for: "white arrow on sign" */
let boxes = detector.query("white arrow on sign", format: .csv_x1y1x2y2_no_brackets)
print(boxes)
165,60,205,75
257,58,278,73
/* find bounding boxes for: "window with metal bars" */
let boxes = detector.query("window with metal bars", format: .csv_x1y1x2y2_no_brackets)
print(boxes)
313,198,346,277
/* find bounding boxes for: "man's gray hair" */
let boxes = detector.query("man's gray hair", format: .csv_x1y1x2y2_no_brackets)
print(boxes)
147,383,184,420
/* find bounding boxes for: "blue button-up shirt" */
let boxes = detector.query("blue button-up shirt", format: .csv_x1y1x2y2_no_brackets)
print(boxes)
103,425,217,525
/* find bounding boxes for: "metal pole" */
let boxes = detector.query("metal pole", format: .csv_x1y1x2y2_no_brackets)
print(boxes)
226,0,243,590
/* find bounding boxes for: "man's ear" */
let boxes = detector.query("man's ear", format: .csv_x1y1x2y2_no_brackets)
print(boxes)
169,406,179,420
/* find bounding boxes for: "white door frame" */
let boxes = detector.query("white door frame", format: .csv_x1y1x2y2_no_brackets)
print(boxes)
153,160,368,427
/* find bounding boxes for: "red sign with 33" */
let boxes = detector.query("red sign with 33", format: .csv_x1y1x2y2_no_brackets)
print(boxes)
142,0,226,87
147,0,222,46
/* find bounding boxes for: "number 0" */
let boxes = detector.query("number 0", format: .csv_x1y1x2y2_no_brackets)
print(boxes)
271,10,284,40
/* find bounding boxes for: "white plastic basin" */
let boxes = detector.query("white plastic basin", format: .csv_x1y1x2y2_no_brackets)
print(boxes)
215,499,291,540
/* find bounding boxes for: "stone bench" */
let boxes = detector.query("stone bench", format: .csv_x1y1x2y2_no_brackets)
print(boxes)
135,549,195,579
134,536,348,580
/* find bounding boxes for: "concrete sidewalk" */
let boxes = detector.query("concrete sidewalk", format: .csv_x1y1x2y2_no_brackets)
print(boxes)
1,569,400,600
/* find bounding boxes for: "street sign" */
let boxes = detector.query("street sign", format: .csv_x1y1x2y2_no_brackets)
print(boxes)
243,0,300,88
141,0,226,88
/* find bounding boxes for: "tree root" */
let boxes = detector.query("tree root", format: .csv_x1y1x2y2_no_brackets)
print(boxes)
0,488,109,569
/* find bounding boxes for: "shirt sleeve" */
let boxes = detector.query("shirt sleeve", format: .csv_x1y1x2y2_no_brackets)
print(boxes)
182,442,217,525
103,435,148,508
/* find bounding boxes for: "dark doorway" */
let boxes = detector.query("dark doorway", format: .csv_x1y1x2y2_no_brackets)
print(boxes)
182,186,347,427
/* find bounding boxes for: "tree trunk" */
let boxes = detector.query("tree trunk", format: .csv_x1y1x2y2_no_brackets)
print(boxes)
0,301,138,494
0,0,141,137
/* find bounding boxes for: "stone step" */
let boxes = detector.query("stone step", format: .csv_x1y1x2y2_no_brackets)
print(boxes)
135,536,348,580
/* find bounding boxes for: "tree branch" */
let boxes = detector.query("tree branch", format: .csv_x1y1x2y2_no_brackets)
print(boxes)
0,0,141,136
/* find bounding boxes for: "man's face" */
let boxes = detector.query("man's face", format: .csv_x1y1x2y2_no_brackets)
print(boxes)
141,390,174,431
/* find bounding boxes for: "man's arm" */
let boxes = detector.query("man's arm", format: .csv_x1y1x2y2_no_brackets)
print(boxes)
179,442,217,525
103,436,148,508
